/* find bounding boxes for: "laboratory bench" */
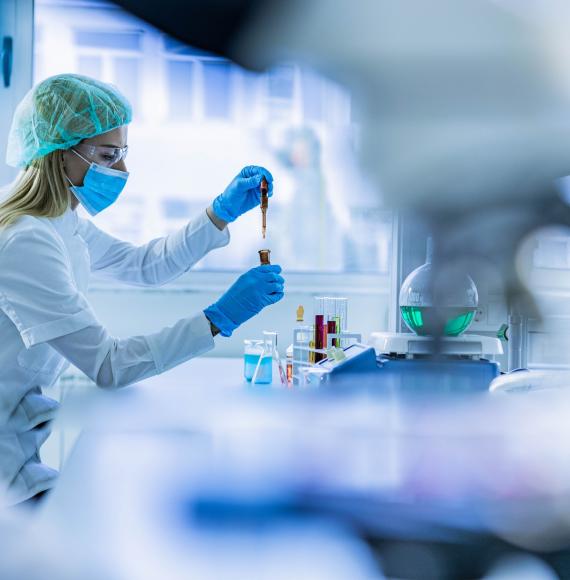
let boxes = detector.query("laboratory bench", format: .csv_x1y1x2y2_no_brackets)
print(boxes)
39,355,570,579
140,356,283,391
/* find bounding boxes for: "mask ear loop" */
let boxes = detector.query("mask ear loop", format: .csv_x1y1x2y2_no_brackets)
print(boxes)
71,147,91,166
65,148,90,191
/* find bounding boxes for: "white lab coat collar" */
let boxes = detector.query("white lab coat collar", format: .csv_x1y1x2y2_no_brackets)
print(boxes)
48,207,79,238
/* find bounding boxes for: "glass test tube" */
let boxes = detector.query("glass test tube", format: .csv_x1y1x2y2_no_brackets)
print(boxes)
313,297,327,362
313,297,349,352
337,297,348,346
292,324,313,385
243,339,265,382
250,337,273,384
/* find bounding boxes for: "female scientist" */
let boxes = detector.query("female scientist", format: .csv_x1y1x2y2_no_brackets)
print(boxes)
0,74,284,507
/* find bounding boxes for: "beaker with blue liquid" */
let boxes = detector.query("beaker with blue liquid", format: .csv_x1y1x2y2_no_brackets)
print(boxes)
243,339,272,384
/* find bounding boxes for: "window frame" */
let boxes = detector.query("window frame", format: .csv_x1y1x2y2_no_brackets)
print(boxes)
0,0,34,186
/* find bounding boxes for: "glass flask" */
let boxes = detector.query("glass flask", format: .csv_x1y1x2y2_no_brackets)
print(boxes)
399,238,478,337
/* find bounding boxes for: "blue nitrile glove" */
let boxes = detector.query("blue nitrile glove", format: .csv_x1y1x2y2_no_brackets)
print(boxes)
204,265,284,337
212,166,274,223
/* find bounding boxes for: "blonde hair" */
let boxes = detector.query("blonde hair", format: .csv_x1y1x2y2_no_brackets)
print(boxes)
0,149,70,228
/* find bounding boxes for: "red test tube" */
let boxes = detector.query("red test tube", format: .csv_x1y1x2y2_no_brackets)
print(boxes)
328,320,337,348
315,314,324,362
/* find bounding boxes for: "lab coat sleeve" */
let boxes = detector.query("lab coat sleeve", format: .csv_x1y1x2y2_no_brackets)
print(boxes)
78,210,230,287
0,229,97,347
48,312,215,389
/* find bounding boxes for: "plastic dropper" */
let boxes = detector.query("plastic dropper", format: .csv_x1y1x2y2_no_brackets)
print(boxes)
260,176,268,239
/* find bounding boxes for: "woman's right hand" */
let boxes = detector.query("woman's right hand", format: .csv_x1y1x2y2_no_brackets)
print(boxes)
204,265,284,336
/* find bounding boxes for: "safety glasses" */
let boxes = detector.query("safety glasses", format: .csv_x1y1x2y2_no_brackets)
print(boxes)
74,143,129,167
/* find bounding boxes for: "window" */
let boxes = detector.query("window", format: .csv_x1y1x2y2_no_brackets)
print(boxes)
203,62,232,119
301,69,323,122
78,55,103,79
34,0,392,274
167,60,194,120
113,56,140,111
74,30,141,51
0,0,33,187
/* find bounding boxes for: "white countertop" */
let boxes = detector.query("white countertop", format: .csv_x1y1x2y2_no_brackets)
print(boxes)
137,355,285,391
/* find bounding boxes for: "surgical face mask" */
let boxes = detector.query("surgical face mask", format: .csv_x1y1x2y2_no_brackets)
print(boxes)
66,148,129,216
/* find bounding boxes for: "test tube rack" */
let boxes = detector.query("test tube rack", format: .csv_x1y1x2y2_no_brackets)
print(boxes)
292,328,362,383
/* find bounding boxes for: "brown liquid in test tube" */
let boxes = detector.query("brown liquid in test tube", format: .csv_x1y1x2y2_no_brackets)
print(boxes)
258,249,271,265
260,176,268,239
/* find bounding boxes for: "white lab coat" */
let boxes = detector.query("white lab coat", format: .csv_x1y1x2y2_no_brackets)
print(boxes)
0,208,229,506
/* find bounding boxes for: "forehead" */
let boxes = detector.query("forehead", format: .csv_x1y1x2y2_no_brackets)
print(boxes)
82,126,128,148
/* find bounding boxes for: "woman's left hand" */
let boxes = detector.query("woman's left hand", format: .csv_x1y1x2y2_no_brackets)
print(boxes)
212,166,273,223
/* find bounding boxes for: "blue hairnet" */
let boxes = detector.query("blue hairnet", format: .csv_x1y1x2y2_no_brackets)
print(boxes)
6,73,132,168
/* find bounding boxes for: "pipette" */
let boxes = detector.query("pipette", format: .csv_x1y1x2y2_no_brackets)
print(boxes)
260,176,268,239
